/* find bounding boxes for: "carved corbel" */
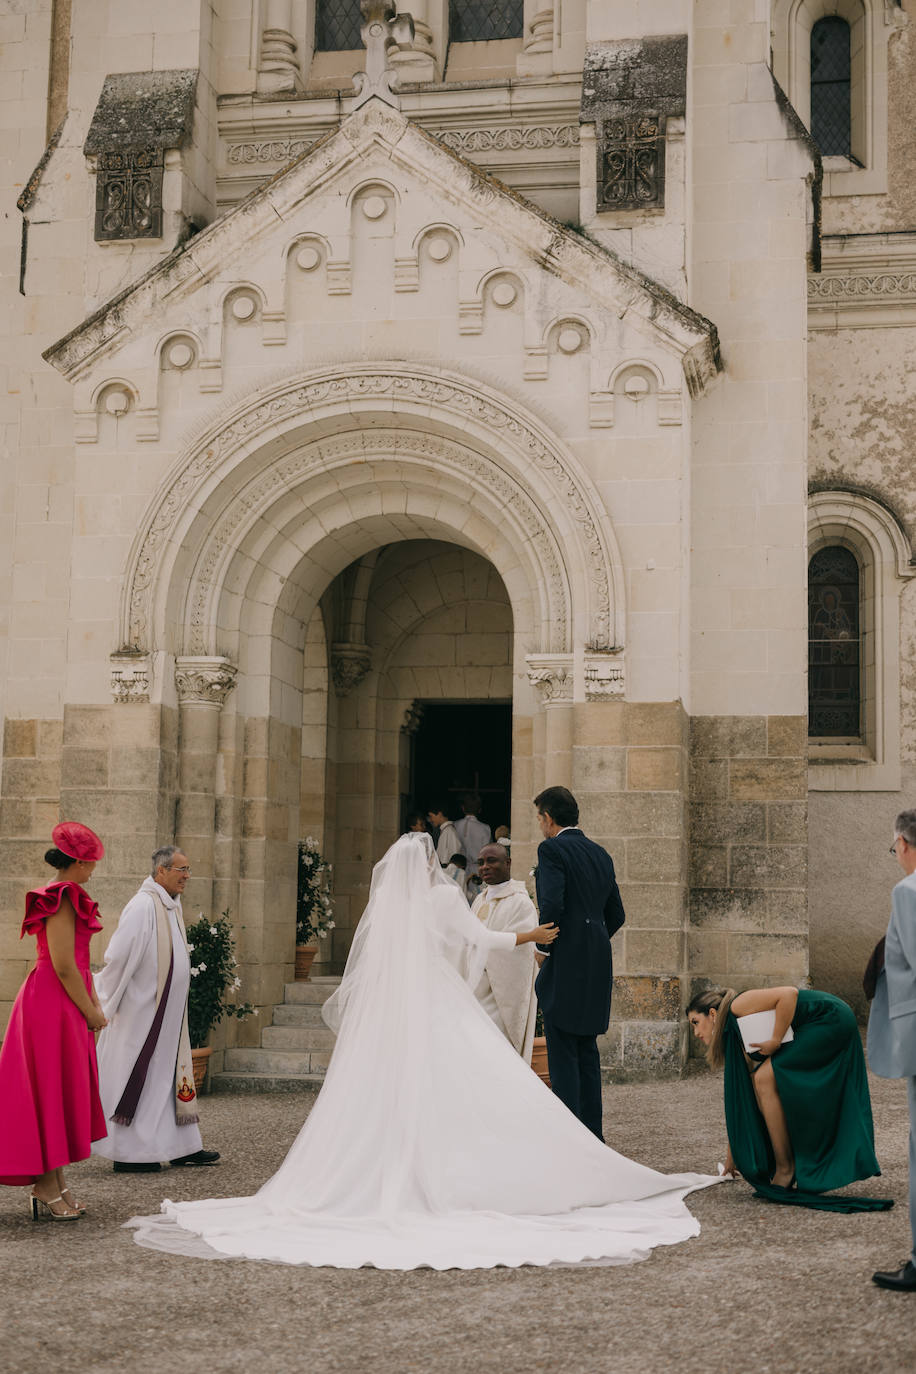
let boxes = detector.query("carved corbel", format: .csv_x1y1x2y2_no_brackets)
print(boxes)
331,643,372,697
526,654,574,706
174,655,237,709
584,651,625,700
111,651,151,704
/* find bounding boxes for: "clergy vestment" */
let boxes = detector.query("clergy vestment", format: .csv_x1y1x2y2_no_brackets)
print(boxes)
435,817,462,866
93,877,203,1163
470,879,538,1063
454,814,491,876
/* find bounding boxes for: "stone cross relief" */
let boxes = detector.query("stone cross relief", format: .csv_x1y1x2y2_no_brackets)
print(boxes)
353,0,415,109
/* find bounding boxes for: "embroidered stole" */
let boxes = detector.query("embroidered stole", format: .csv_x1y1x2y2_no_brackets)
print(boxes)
111,892,199,1127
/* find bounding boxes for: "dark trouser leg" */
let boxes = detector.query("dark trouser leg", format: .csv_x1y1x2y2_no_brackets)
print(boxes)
908,1076,916,1266
577,1035,604,1142
543,1020,580,1124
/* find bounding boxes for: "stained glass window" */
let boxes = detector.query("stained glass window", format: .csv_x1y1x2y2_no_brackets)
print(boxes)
449,0,524,43
808,545,861,738
315,0,362,52
810,17,851,157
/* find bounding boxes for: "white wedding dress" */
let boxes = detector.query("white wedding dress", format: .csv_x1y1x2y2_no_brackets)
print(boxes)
128,834,717,1269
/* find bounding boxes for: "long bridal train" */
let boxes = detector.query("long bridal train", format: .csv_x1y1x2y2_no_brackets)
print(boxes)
128,836,718,1269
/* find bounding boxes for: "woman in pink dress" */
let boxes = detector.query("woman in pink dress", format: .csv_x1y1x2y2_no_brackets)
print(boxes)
0,822,108,1218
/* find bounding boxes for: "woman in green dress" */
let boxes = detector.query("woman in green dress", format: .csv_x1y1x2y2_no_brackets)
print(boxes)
687,985,891,1212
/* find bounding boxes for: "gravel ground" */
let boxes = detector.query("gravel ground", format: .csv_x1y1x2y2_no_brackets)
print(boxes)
2,1073,913,1374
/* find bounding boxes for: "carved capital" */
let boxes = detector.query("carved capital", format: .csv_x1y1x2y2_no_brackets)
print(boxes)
526,654,574,706
331,642,372,697
402,701,424,736
584,651,625,700
111,651,150,704
175,655,237,709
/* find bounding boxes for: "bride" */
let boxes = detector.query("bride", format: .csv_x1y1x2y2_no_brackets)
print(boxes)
128,834,717,1268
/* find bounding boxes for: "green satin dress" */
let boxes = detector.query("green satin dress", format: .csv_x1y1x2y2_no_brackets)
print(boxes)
723,989,892,1212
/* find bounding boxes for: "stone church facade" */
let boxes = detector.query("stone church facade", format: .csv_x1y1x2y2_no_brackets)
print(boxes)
1,0,914,1076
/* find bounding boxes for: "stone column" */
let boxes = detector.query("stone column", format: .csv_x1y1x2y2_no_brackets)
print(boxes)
257,0,304,95
388,0,439,81
517,0,554,76
174,656,237,914
526,656,573,789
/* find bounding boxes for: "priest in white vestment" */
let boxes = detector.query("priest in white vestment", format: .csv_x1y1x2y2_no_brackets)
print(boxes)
470,843,538,1063
93,847,219,1171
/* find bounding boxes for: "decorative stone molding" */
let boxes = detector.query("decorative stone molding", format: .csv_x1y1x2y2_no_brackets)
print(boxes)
584,652,625,699
226,138,313,165
435,125,579,154
526,654,574,705
110,651,151,703
121,366,624,657
331,643,373,697
352,1,415,110
174,656,237,709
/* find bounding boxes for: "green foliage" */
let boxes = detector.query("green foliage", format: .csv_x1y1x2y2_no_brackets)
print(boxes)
296,837,335,945
186,909,256,1048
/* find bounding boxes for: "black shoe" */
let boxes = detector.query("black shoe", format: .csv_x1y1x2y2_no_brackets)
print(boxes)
170,1148,221,1167
113,1161,162,1173
872,1261,916,1291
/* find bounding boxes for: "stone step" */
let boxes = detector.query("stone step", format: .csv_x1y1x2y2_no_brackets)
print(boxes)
210,1072,325,1095
261,1024,337,1051
272,1003,327,1027
223,1046,333,1075
282,977,342,1005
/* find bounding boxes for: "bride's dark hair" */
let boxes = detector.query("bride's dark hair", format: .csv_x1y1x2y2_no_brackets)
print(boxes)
686,988,736,1070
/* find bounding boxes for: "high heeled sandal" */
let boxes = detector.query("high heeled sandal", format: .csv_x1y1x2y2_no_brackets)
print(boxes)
59,1187,87,1215
29,1191,81,1221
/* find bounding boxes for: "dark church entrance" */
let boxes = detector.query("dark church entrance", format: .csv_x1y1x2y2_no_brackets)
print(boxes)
408,702,512,834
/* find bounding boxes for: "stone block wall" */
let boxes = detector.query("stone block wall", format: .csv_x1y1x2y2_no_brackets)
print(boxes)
688,715,808,1034
573,699,689,1080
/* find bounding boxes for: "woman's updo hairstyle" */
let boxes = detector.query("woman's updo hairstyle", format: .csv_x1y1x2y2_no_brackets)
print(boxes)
687,987,736,1070
44,847,74,870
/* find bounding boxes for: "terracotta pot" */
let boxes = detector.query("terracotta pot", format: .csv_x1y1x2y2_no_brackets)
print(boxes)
191,1045,212,1093
295,944,318,981
531,1035,551,1088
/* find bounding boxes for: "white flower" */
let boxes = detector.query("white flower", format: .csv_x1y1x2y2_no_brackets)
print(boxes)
328,921,335,930
209,925,218,936
189,967,199,977
232,977,241,990
187,943,195,952
198,961,207,971
253,1008,260,1016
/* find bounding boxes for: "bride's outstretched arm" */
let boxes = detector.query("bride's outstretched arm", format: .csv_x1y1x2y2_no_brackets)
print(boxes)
515,923,558,947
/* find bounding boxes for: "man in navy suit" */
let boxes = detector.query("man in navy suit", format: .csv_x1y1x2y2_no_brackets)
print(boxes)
533,786,625,1140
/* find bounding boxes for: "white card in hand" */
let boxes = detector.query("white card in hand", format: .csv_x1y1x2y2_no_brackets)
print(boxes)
737,1009,794,1053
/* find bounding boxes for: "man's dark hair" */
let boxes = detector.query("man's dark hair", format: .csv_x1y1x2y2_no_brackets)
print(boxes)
429,800,452,818
448,853,467,870
533,786,579,829
460,792,482,816
404,810,427,833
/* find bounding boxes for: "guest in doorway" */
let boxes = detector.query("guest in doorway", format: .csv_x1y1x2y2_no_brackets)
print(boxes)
0,822,108,1218
455,793,491,898
532,786,625,1140
443,852,468,899
427,801,461,866
403,810,429,836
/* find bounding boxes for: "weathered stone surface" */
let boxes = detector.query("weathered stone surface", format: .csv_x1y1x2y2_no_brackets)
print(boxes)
623,928,684,973
611,974,681,1021
690,887,808,934
690,716,767,760
767,715,807,757
1,758,60,799
616,882,685,928
766,802,808,844
687,928,729,972
689,843,728,888
627,747,682,792
729,844,808,889
729,757,806,801
690,802,766,844
571,744,627,791
624,703,685,748
60,748,110,788
728,933,808,977
620,1022,683,1077
626,838,684,883
688,757,728,801
83,69,198,154
573,700,627,746
3,719,37,758
584,791,683,838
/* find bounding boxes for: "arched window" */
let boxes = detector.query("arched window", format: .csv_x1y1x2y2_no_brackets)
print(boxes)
808,545,861,739
448,0,524,43
810,17,852,157
315,0,361,52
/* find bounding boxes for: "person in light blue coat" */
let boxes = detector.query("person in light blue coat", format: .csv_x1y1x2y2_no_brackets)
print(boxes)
868,809,916,1291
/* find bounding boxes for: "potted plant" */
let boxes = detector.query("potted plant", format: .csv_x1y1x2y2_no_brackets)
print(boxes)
296,836,335,980
186,909,256,1090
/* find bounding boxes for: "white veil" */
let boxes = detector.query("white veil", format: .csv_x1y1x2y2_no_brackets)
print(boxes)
127,832,719,1267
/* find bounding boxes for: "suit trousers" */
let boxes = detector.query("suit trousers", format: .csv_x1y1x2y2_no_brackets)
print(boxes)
543,1019,603,1141
908,1076,916,1264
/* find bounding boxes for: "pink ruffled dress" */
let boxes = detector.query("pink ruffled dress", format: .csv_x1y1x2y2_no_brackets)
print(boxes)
0,881,107,1184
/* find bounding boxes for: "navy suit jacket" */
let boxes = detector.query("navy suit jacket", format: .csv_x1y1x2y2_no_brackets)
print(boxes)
534,829,625,1036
